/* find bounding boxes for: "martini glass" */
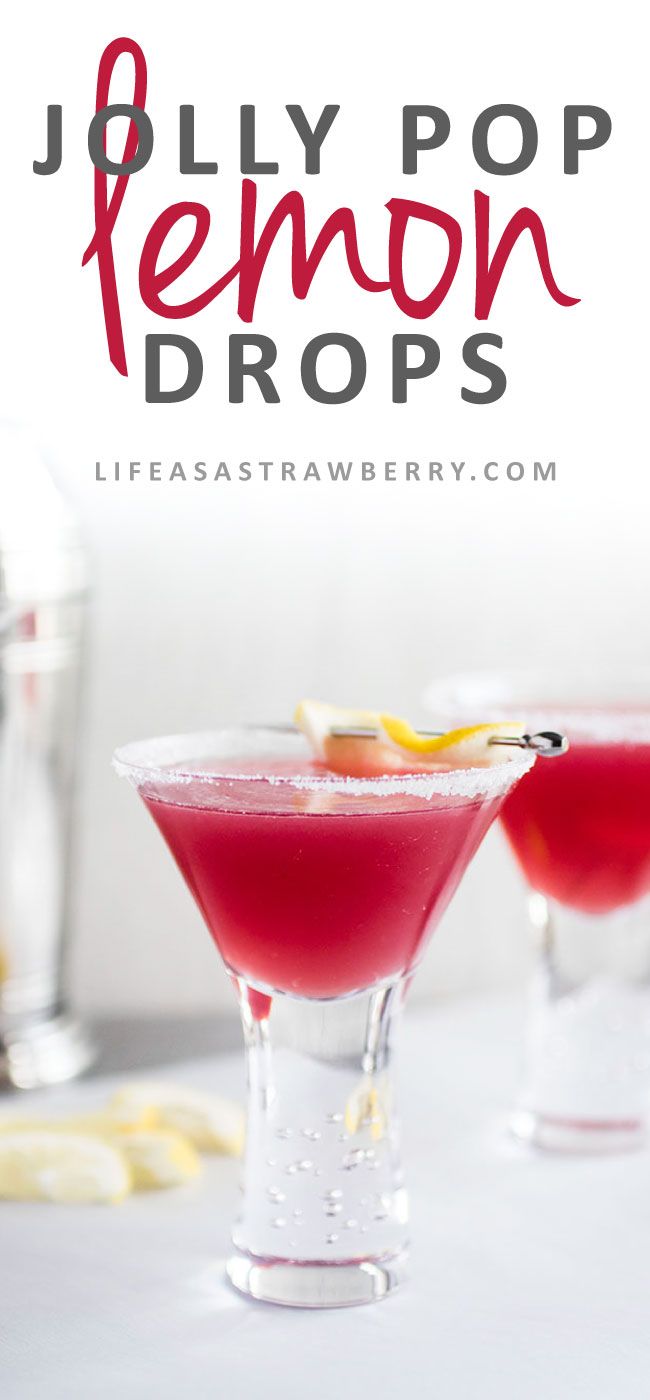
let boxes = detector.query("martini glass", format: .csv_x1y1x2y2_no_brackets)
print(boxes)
425,672,650,1153
114,725,534,1308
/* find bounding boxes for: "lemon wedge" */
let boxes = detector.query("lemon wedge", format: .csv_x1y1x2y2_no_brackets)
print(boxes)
295,699,524,776
115,1129,201,1189
294,699,415,777
0,1131,131,1204
0,1112,201,1192
109,1083,245,1156
295,699,381,748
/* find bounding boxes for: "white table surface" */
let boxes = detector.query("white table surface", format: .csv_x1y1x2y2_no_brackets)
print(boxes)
2,996,649,1400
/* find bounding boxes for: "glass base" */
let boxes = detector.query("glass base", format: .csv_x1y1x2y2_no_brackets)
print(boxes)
510,1108,646,1155
0,1014,96,1089
226,1248,407,1309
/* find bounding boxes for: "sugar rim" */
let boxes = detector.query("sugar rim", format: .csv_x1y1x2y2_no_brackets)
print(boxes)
424,673,650,745
113,727,535,802
491,709,650,745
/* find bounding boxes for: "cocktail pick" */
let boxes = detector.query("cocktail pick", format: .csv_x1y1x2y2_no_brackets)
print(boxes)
268,724,568,757
480,731,567,756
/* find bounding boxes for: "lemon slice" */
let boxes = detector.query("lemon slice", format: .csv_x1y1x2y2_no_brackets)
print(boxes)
295,699,381,749
109,1083,245,1156
0,1131,131,1204
0,1113,201,1191
115,1129,201,1189
295,700,524,776
0,1105,157,1138
380,716,525,767
295,699,419,778
344,1076,390,1141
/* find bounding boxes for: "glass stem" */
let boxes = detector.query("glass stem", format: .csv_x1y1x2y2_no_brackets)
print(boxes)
231,979,409,1278
514,893,650,1151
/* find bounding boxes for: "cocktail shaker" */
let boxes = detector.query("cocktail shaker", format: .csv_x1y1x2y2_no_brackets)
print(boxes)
0,424,94,1087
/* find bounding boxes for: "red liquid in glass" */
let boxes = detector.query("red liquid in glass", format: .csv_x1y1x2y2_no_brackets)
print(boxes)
144,758,504,999
501,739,650,915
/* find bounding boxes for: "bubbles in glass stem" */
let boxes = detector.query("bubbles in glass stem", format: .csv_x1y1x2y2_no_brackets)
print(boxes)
342,1148,366,1169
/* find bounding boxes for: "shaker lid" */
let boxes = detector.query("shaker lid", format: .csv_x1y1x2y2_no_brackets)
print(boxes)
0,423,86,605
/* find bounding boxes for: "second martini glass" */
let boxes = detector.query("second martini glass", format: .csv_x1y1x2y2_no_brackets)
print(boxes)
114,724,535,1308
426,672,650,1153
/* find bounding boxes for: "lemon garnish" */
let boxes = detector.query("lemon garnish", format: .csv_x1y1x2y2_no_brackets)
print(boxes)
295,700,525,775
109,1083,245,1156
0,1107,203,1192
344,1077,390,1141
0,1084,241,1199
380,715,525,765
0,1106,157,1138
0,1132,131,1204
116,1129,201,1189
294,699,381,748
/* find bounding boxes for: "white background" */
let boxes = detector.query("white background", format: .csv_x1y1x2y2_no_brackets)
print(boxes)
1,0,646,1014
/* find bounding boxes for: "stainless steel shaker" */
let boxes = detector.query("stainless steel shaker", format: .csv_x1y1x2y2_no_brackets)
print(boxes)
0,424,94,1087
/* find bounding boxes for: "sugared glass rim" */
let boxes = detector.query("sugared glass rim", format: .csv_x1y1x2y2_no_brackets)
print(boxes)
113,725,535,802
424,670,650,745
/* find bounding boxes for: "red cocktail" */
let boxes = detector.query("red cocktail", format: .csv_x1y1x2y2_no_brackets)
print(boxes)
501,731,650,916
144,757,505,1002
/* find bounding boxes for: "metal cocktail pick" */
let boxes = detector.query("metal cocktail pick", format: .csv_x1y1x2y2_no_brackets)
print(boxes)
272,724,568,757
